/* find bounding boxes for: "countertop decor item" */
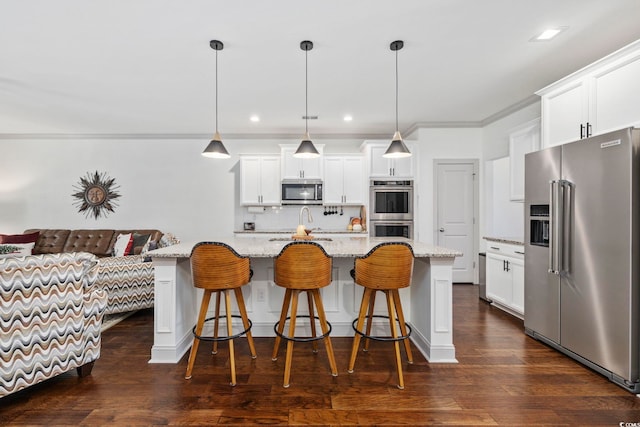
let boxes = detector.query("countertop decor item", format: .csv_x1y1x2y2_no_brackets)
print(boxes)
201,40,230,159
383,40,412,159
293,40,320,159
72,171,120,220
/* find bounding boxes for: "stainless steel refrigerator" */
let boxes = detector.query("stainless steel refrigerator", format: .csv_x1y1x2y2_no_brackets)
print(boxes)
524,127,640,393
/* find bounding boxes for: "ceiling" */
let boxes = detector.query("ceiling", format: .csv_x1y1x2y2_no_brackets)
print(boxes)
2,0,640,140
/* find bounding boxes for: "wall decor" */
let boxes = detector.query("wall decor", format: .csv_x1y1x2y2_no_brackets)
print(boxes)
72,171,121,219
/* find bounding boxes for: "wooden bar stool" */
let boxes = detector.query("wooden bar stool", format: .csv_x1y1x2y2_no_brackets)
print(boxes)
347,242,414,389
185,242,257,386
271,241,338,388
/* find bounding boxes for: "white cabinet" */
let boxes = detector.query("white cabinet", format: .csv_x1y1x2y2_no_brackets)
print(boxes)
486,241,524,318
508,120,540,201
537,40,640,147
323,155,365,205
369,144,414,178
240,155,281,206
280,144,324,180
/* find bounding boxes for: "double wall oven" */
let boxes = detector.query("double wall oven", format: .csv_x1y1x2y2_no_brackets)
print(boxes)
369,180,413,239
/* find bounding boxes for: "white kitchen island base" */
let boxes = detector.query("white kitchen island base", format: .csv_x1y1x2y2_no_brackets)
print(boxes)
147,237,460,364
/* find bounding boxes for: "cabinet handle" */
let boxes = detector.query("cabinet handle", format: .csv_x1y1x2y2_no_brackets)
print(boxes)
586,122,592,138
389,168,392,176
490,246,500,250
580,123,585,139
505,260,510,272
514,250,525,255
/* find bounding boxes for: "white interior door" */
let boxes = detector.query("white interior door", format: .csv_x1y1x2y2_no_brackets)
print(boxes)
435,161,477,283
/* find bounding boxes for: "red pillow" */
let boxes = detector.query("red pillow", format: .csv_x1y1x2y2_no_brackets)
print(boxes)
0,231,40,244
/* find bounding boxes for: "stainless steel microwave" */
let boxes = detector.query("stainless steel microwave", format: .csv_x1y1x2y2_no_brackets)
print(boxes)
281,180,323,205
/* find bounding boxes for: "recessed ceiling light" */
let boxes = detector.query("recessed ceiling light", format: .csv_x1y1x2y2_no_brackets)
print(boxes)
250,115,260,122
531,27,568,42
343,115,353,122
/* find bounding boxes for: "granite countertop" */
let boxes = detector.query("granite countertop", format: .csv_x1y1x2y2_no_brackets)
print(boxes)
234,229,368,235
148,236,462,259
483,236,525,246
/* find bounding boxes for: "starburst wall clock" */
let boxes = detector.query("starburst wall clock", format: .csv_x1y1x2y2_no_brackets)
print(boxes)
72,171,121,219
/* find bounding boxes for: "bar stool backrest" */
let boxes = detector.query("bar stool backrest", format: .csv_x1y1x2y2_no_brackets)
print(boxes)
354,243,414,290
190,242,250,290
274,242,332,290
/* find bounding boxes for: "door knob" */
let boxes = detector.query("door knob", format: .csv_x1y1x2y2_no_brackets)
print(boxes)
439,228,445,232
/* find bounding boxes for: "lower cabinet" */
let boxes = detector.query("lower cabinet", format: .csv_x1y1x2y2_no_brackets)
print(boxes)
486,241,524,318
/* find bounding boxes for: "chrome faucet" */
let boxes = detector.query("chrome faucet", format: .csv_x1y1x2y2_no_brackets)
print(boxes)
299,206,313,227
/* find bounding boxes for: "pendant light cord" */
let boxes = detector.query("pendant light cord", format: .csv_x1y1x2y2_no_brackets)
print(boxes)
215,47,219,134
305,47,309,134
395,47,399,133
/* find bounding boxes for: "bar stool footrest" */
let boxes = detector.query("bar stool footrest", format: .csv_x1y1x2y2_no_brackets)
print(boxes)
274,315,332,342
351,315,412,342
192,315,252,342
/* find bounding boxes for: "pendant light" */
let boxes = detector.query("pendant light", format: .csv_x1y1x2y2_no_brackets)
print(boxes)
383,40,412,158
202,40,230,159
293,40,320,158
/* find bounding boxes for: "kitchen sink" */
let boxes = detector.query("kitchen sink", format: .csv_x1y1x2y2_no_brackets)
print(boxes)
268,237,333,242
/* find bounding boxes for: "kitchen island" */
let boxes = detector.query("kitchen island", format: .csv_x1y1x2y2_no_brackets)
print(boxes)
147,236,461,364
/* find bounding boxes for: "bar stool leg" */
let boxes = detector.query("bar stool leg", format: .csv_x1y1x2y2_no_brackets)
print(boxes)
224,290,237,386
363,291,377,352
272,289,292,361
392,289,413,364
311,289,338,377
212,291,221,354
386,290,404,389
283,290,300,388
185,289,212,379
234,287,257,359
348,287,373,373
307,291,318,353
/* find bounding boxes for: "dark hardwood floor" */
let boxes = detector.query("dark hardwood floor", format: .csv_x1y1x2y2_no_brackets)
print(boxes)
2,284,640,425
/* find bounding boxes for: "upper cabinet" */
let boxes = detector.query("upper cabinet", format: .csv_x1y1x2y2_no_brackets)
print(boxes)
537,40,640,148
366,143,414,178
323,155,365,205
240,155,281,206
509,120,540,201
280,144,324,180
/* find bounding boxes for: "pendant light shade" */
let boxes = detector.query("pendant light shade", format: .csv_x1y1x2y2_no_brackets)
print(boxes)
294,40,320,159
383,40,412,159
202,40,231,159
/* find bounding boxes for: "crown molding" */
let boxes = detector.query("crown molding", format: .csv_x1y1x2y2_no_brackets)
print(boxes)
480,95,540,126
0,132,389,141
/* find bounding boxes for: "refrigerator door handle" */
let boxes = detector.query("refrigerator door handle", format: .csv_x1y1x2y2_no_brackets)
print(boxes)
561,180,572,274
549,180,562,274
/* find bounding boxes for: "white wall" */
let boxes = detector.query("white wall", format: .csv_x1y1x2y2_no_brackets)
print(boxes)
480,100,540,250
0,137,363,241
410,128,483,245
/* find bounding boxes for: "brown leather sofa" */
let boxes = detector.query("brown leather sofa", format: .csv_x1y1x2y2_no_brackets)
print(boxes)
25,229,166,315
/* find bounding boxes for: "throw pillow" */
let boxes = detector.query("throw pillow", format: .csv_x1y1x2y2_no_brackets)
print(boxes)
0,231,39,244
157,233,180,248
0,242,35,258
131,233,151,255
113,233,133,257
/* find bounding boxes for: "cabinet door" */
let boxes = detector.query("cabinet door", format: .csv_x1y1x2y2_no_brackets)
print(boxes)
369,145,392,177
542,80,588,147
342,157,364,204
591,52,640,136
281,147,302,179
301,156,323,179
260,156,281,205
323,156,344,204
510,258,525,315
486,254,511,306
392,155,414,178
509,121,540,201
240,157,261,205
